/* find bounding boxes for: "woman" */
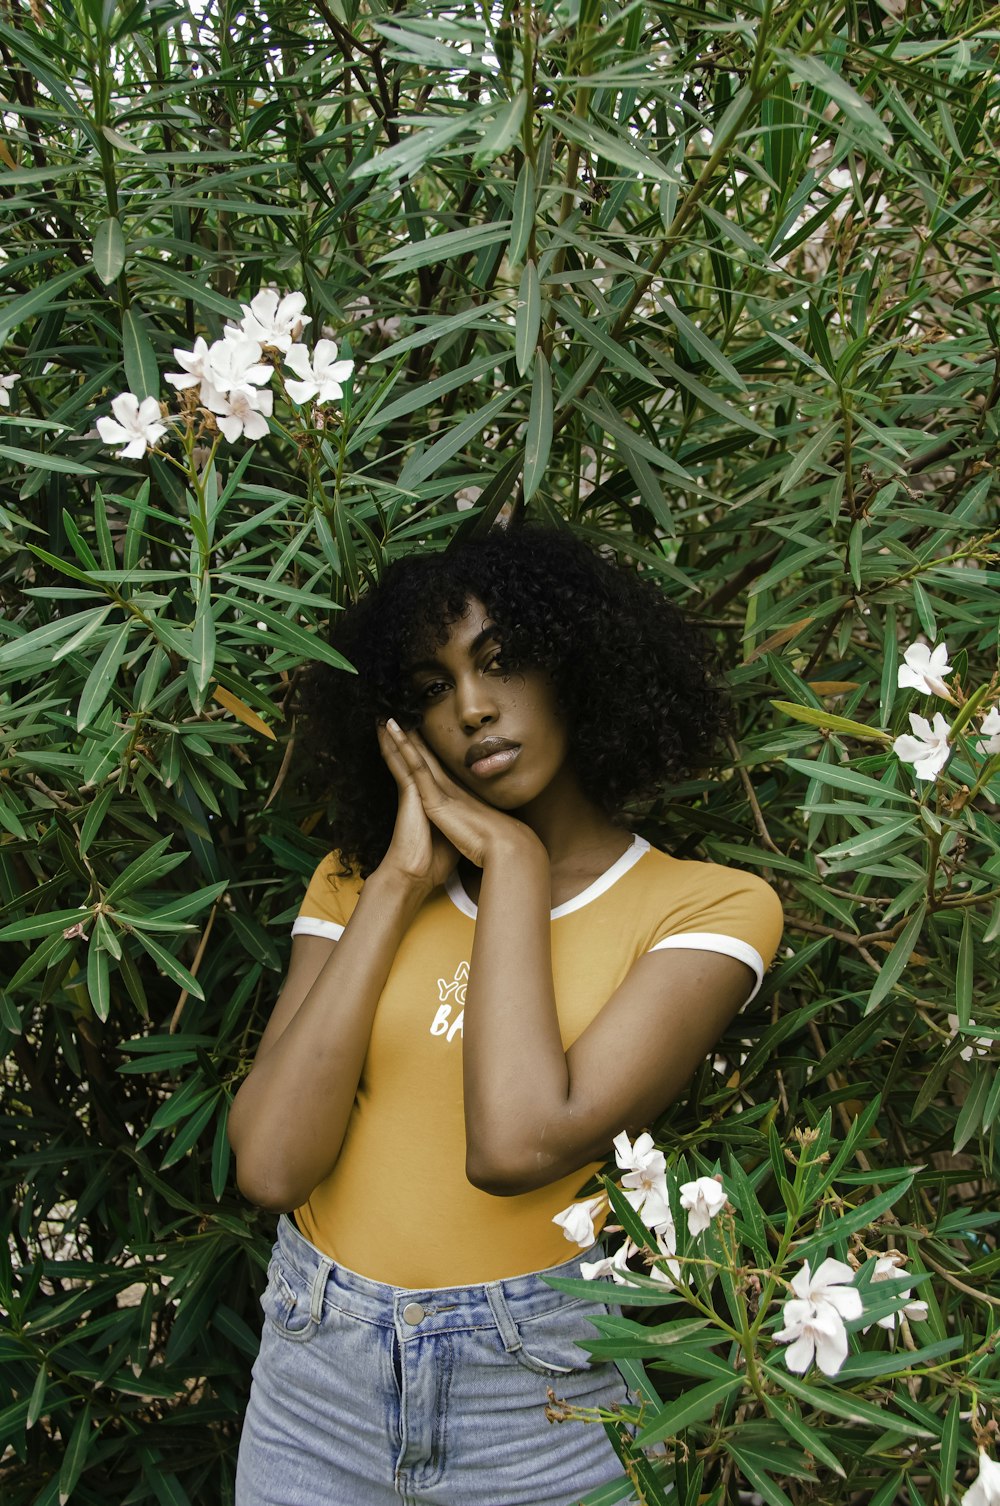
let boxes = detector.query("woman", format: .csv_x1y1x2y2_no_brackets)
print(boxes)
229,524,782,1506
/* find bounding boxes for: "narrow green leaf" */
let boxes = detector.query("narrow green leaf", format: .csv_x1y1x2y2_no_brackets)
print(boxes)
766,1364,934,1436
778,420,839,497
0,443,96,476
767,1400,845,1476
0,908,95,943
634,1374,743,1447
58,1401,93,1504
472,89,526,166
646,350,767,436
725,1445,795,1506
515,259,540,378
656,299,745,389
938,1395,961,1503
771,701,890,741
79,786,115,857
377,221,511,272
778,48,892,142
160,1093,219,1169
866,903,927,1012
509,157,535,267
77,621,132,730
355,351,502,435
222,596,354,673
0,264,83,339
818,815,918,861
123,309,160,400
953,1067,991,1154
558,297,659,389
87,938,112,1022
93,216,126,284
104,839,187,903
190,577,216,703
132,931,205,999
782,758,909,803
402,387,510,487
791,1173,914,1262
148,261,242,318
522,353,552,503
955,909,974,1029
26,1362,47,1429
211,1103,231,1201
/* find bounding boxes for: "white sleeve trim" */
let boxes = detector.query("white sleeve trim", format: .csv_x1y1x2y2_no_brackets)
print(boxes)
647,932,765,1004
291,916,344,942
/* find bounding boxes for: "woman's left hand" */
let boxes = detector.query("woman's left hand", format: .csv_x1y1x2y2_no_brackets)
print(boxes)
383,720,541,869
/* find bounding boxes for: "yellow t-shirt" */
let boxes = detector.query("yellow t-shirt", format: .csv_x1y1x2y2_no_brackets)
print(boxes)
291,835,783,1287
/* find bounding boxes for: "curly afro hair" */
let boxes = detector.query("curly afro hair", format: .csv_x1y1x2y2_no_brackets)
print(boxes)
296,524,727,875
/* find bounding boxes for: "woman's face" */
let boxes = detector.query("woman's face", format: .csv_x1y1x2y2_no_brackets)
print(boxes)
405,597,571,810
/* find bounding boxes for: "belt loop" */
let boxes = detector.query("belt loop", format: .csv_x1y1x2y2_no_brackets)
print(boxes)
309,1254,334,1323
485,1282,523,1357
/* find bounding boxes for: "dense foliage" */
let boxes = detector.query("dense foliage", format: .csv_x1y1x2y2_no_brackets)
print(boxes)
0,0,998,1502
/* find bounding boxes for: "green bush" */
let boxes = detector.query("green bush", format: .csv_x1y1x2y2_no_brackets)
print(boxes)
1,0,998,1502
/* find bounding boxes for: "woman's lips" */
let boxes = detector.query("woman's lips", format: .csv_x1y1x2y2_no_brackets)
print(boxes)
468,745,521,777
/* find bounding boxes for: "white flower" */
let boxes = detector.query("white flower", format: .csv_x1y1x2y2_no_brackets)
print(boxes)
95,393,167,459
679,1176,727,1236
648,1222,683,1284
552,1194,608,1248
893,711,952,781
0,372,20,406
236,289,311,352
774,1258,861,1378
774,1296,850,1377
580,1237,638,1285
979,707,1000,757
284,339,354,405
790,1257,863,1320
863,1254,929,1331
205,384,273,443
206,336,272,395
947,1014,993,1063
897,641,954,699
964,1452,1000,1506
165,335,213,393
613,1130,672,1230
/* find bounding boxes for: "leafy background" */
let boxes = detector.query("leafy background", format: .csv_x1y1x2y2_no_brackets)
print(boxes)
0,0,998,1501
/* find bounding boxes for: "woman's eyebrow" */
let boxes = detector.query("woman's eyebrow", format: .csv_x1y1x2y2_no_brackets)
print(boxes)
408,625,498,673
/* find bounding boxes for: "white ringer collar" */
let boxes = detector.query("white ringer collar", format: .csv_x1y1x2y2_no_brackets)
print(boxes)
444,834,650,921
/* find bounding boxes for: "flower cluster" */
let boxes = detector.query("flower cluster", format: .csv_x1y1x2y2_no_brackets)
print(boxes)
94,289,354,459
892,640,1000,782
773,1257,861,1376
0,371,19,407
552,1130,727,1287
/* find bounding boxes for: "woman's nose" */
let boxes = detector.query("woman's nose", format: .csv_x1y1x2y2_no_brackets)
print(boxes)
456,677,498,730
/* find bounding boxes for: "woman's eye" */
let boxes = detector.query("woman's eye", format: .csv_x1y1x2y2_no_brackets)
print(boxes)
418,680,448,702
485,653,505,673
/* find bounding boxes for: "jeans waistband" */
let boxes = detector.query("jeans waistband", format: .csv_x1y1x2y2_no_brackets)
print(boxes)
274,1214,606,1333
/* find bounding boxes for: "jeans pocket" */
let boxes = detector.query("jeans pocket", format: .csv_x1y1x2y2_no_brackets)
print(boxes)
260,1255,322,1343
509,1297,609,1378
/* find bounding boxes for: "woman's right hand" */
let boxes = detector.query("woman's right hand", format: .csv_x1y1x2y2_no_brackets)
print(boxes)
376,721,460,894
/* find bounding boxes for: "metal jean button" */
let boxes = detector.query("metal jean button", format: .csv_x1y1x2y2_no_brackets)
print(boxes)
401,1301,426,1325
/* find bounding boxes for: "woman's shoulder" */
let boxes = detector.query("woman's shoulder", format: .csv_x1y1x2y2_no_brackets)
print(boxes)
295,849,365,928
636,841,783,932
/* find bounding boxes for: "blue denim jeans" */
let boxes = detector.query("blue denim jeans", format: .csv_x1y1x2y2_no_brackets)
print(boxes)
236,1215,636,1506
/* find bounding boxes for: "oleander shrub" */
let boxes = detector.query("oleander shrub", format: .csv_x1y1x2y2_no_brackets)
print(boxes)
0,0,998,1502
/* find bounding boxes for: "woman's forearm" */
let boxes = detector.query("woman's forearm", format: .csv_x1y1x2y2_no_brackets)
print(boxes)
462,836,574,1192
228,868,425,1210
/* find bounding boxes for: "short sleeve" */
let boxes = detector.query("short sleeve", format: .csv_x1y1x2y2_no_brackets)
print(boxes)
646,869,784,1005
290,852,364,943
